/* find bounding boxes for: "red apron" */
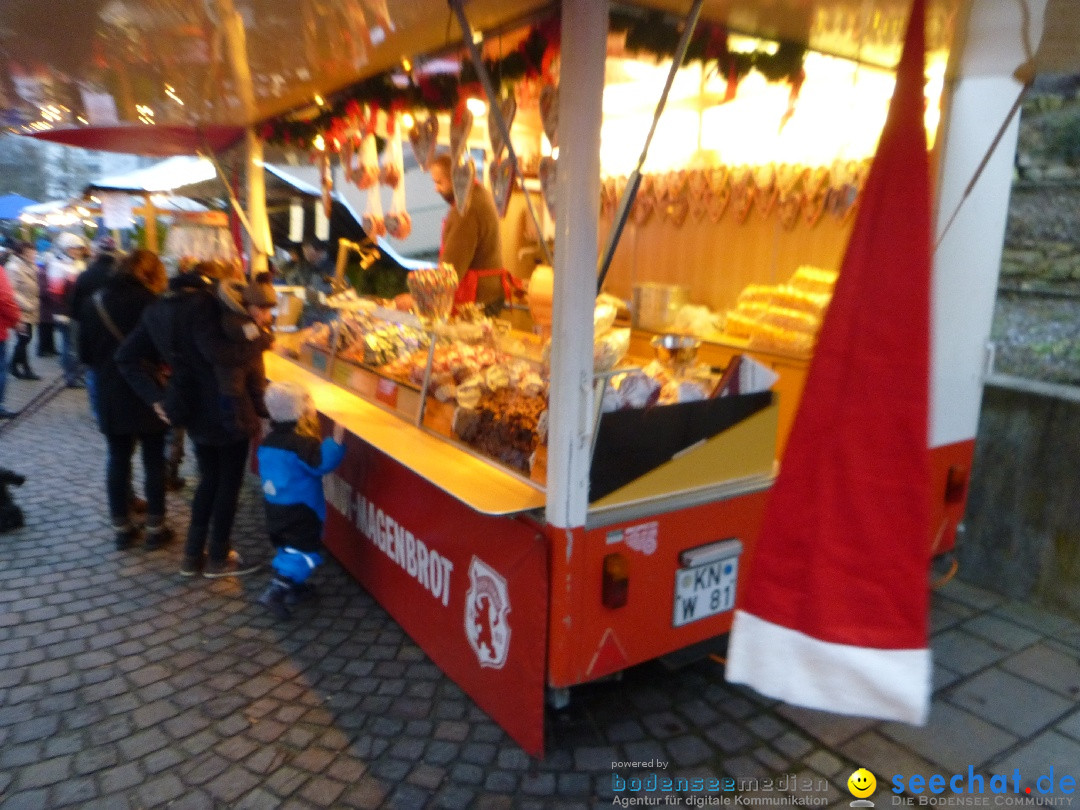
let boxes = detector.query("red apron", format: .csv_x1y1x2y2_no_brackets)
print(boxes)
452,267,523,307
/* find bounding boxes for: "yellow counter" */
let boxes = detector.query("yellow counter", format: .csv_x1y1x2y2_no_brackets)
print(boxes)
264,352,547,517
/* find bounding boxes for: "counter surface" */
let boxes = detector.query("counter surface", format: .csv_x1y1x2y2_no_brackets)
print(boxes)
265,352,547,517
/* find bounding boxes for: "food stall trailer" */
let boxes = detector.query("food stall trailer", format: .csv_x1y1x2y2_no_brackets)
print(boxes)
5,0,1063,756
254,0,1041,756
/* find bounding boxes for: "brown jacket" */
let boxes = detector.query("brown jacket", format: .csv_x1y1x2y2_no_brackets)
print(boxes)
441,182,504,310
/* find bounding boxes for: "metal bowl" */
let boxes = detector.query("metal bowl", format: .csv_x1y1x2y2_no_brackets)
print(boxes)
651,334,701,372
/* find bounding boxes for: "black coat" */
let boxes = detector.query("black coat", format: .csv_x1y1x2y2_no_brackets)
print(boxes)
116,274,270,447
68,252,118,319
77,273,166,436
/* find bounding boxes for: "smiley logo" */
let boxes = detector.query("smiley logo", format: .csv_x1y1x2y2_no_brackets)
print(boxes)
847,768,877,798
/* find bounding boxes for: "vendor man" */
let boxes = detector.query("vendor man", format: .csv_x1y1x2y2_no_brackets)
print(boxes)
430,153,516,315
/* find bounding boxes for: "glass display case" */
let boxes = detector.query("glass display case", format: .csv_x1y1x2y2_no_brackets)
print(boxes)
277,298,551,487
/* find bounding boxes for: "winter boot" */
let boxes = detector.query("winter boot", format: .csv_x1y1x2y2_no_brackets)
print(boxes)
113,521,140,551
145,519,175,551
257,578,294,620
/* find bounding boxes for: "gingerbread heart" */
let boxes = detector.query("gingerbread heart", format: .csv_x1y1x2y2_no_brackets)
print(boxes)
731,167,755,223
452,156,475,214
540,84,559,148
708,182,731,223
488,94,517,160
631,176,655,227
489,155,515,218
803,189,828,227
666,196,690,228
601,177,616,218
539,156,558,220
408,115,438,171
708,166,729,197
687,170,709,222
450,102,474,164
753,164,777,219
778,193,802,230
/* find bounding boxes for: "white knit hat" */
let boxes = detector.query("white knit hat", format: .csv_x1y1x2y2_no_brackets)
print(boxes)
264,381,312,423
56,232,88,251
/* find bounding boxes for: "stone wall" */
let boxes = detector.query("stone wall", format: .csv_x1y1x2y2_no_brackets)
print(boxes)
960,379,1080,621
1001,183,1080,287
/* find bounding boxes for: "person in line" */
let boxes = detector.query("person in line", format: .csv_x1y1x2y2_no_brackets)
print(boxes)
255,381,345,619
118,264,276,578
0,262,21,418
36,244,57,357
428,152,518,316
69,236,122,425
48,232,91,388
77,249,172,549
5,241,40,380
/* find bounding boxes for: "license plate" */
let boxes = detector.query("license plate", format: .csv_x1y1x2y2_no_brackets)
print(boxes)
672,539,742,627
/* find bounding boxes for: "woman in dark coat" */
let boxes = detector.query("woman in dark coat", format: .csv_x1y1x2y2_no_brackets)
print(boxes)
117,263,275,577
78,249,171,550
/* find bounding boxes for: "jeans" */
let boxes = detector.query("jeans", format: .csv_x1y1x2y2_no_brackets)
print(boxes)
57,322,83,385
0,338,8,408
10,325,32,374
85,369,101,428
186,439,250,562
106,433,167,526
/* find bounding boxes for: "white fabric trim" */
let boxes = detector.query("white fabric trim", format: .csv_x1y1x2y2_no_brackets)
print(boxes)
725,610,931,725
282,547,318,571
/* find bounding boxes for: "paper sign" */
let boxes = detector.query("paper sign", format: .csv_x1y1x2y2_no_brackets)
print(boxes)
101,193,134,229
288,198,304,243
314,199,330,241
738,355,780,394
79,88,119,125
375,378,398,408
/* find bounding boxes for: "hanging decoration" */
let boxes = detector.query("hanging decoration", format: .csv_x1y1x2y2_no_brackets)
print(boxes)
599,159,869,230
408,114,439,170
449,100,473,164
452,155,477,215
258,10,806,151
489,155,516,219
358,132,386,236
385,116,412,240
355,132,380,190
488,94,517,160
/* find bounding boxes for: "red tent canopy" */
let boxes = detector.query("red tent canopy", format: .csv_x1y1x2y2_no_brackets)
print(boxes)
29,125,245,158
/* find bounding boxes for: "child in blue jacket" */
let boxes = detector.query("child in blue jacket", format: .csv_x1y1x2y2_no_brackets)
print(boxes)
256,381,345,619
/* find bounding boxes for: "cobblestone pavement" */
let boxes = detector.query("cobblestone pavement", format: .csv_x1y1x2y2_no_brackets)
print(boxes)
2,361,1080,809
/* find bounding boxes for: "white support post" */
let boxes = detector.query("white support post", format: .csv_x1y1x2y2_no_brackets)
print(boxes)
930,0,1049,448
217,0,270,275
246,130,271,275
545,0,606,529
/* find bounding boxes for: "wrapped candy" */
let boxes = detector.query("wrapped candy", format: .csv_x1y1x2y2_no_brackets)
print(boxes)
618,372,661,409
484,365,510,391
456,376,483,409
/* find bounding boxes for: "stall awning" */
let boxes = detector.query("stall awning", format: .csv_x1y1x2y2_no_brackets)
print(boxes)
0,193,38,220
5,0,1077,154
29,125,245,159
86,156,218,195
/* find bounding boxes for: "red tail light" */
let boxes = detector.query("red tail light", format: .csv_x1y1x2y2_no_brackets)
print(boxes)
602,553,629,609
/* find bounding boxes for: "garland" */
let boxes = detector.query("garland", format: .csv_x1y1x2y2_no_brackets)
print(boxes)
260,10,806,151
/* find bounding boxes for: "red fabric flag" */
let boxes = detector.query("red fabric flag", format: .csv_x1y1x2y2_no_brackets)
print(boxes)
726,0,932,724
